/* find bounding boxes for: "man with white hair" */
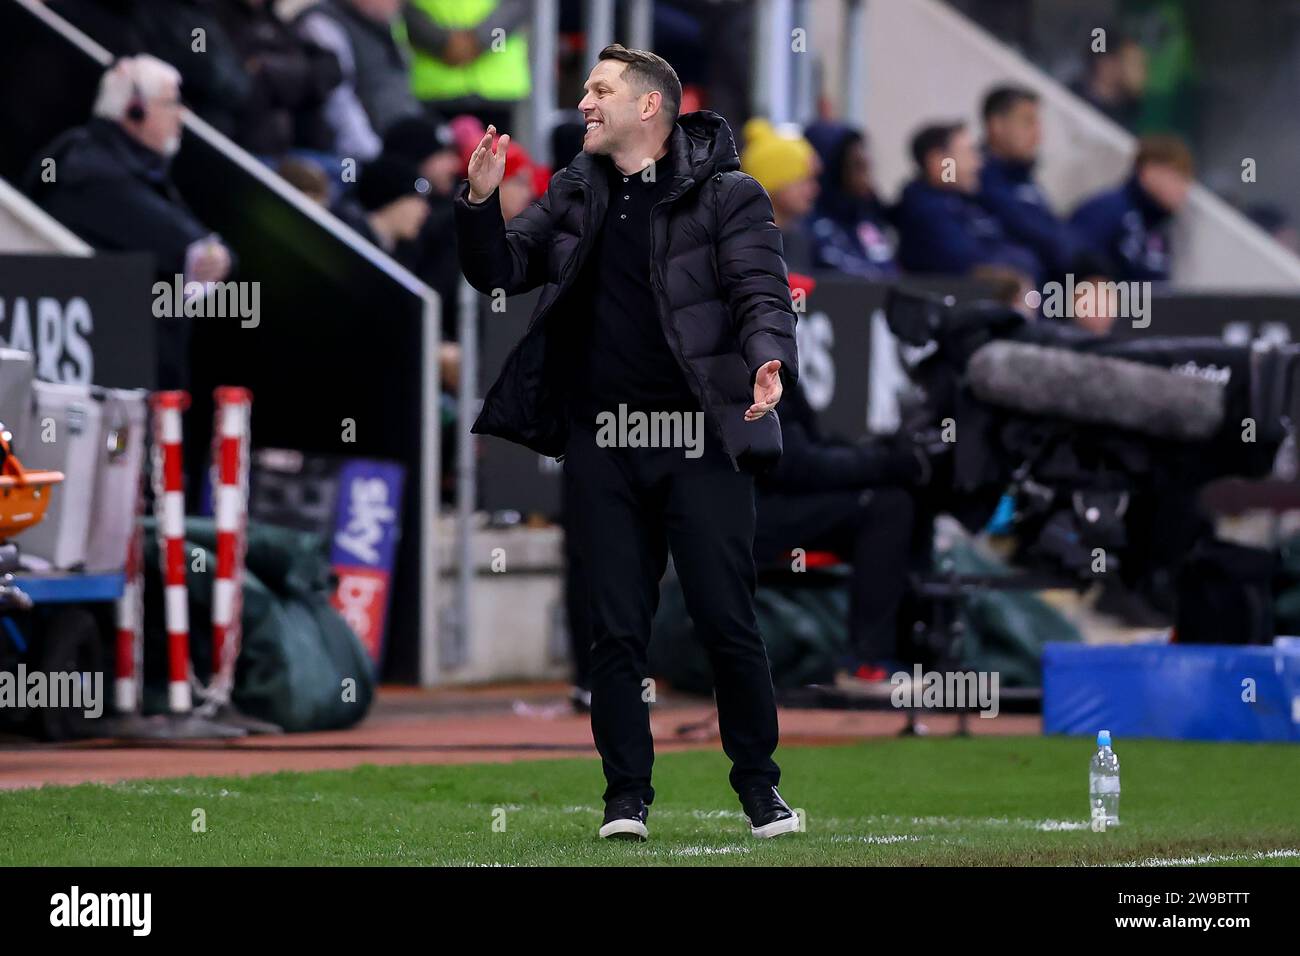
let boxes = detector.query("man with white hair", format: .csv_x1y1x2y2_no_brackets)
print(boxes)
26,55,233,289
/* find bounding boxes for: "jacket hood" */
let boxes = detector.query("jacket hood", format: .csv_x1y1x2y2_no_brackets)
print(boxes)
804,120,879,227
671,109,740,180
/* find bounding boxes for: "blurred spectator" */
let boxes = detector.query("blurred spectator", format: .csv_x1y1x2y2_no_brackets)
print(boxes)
740,118,818,272
1069,256,1122,336
754,276,940,685
50,0,253,142
24,55,235,391
277,155,331,204
25,56,234,286
893,121,1040,277
1070,133,1194,282
383,114,461,196
287,0,422,160
754,385,933,686
445,114,542,221
381,115,460,337
979,84,1081,281
970,264,1038,322
211,0,343,158
404,0,530,134
376,116,465,449
803,121,898,279
497,141,541,221
1070,28,1147,130
449,113,488,173
334,154,431,253
653,0,756,130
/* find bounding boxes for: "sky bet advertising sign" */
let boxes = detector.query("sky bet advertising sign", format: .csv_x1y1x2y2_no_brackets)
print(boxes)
328,459,405,667
248,450,405,669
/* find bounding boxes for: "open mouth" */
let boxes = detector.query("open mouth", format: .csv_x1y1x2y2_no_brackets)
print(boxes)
585,120,602,134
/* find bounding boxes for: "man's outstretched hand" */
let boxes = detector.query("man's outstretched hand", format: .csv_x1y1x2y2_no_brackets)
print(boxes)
467,125,510,204
746,360,783,422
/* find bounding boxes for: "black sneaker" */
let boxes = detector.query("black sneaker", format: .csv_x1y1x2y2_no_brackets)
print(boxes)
599,794,649,841
739,785,801,838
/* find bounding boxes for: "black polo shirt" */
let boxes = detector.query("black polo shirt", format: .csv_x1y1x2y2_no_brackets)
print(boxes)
568,150,700,422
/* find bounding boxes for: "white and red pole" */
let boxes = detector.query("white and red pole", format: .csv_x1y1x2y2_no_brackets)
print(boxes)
112,480,145,714
209,387,251,703
150,390,191,714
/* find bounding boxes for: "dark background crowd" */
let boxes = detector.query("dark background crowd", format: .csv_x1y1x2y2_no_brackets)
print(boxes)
22,1,1224,389
15,0,1292,700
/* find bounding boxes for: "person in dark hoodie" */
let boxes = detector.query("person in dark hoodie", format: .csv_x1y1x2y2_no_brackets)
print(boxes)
1069,134,1194,282
210,0,343,158
754,274,943,686
802,121,897,279
894,121,1040,278
332,154,431,253
978,85,1082,281
380,116,461,328
456,44,800,842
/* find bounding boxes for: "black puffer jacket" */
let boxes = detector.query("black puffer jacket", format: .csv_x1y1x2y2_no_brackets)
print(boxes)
454,110,799,473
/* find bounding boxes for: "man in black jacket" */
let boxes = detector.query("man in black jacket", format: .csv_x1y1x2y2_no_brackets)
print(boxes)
455,44,800,841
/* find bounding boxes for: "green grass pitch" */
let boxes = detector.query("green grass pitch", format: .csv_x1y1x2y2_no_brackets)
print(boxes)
2,737,1297,866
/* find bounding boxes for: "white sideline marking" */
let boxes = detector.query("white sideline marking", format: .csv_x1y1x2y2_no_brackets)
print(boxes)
669,845,751,857
1034,820,1091,831
1115,849,1300,867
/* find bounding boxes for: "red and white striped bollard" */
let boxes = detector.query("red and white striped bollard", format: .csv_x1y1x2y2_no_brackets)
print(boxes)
209,387,251,703
149,391,191,713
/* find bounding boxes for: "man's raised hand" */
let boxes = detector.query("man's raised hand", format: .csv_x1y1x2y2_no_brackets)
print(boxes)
467,125,510,204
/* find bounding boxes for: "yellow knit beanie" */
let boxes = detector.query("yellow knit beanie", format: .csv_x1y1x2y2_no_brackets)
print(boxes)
740,118,816,194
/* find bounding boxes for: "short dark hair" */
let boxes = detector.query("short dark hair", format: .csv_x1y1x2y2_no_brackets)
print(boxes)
982,84,1038,122
598,43,682,123
1134,133,1194,177
910,122,964,169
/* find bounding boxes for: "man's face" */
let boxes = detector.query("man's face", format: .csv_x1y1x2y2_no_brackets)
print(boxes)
390,195,430,241
128,80,184,157
420,148,461,196
578,60,654,157
929,128,981,193
986,99,1041,164
773,175,818,221
1118,41,1148,97
1138,162,1192,213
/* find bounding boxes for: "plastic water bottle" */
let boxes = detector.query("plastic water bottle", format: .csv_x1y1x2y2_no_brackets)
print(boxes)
1089,730,1121,827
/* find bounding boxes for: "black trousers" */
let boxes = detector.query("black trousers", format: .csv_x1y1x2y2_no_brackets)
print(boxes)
562,418,781,806
755,486,928,664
